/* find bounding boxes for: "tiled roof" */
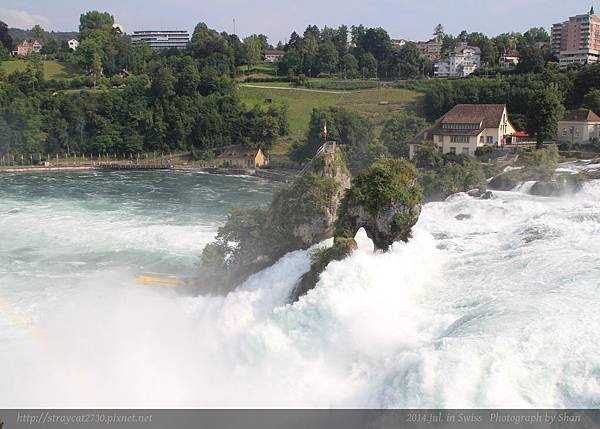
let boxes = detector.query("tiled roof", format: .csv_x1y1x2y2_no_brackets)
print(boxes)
412,104,508,141
220,146,261,159
440,104,505,127
561,109,600,122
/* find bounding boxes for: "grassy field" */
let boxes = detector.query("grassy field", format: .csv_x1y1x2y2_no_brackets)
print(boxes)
239,84,423,139
240,83,424,156
0,60,81,80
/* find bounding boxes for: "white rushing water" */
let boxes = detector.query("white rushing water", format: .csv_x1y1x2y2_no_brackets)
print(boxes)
0,171,599,408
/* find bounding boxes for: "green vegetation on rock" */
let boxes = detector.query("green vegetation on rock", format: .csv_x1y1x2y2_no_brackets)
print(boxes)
198,146,351,293
345,158,422,216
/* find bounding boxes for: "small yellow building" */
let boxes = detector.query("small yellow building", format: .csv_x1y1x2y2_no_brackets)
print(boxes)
220,146,268,169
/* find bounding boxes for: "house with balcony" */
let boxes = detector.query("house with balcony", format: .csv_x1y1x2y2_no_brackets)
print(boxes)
264,50,285,63
434,44,481,77
558,109,600,144
416,35,443,61
16,39,43,56
409,104,516,158
499,49,520,68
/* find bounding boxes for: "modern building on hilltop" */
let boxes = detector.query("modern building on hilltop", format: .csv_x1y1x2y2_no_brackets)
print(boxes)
219,146,268,169
409,104,516,158
434,44,481,77
131,30,190,50
558,109,600,143
264,50,285,62
551,6,600,68
16,39,42,56
417,35,443,61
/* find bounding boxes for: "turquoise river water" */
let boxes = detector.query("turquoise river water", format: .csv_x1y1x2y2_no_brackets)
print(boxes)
0,169,599,408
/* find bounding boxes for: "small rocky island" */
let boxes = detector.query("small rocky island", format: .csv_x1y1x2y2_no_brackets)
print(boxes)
198,143,423,301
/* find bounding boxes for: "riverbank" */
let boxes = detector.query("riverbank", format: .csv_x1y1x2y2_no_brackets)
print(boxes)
0,162,295,182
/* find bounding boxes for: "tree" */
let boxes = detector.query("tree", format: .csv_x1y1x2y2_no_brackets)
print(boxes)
316,40,339,75
292,107,373,173
41,37,59,55
30,25,47,44
190,23,235,75
342,52,358,78
278,48,302,77
516,47,545,73
333,25,349,57
396,42,425,78
526,84,565,149
583,89,600,114
301,32,319,76
243,35,263,69
79,11,114,39
91,52,102,87
0,20,12,50
380,112,427,157
522,27,550,48
361,52,377,78
434,24,445,39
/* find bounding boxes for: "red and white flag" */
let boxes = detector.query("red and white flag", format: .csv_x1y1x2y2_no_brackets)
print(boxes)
323,121,328,140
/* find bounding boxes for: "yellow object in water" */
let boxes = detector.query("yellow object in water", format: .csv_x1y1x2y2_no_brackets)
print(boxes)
136,272,196,287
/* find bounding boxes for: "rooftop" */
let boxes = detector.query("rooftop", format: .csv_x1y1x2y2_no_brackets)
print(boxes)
441,104,506,126
220,146,262,159
561,109,600,122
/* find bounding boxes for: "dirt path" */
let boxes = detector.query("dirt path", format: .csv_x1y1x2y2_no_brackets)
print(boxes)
240,84,354,94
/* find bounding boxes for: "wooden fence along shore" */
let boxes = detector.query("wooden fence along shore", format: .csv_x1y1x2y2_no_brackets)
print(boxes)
0,161,293,182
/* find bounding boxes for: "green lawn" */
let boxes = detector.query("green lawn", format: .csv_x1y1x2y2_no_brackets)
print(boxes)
240,83,423,157
237,63,277,73
0,60,81,80
239,84,423,137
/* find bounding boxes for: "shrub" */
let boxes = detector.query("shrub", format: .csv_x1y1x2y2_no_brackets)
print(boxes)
346,158,422,215
419,153,487,202
475,146,493,157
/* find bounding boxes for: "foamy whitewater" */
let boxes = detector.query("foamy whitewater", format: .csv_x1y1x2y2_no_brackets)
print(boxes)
1,170,599,408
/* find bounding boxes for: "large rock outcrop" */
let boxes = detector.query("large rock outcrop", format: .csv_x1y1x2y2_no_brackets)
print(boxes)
198,144,351,293
290,158,423,301
337,158,423,250
268,143,351,248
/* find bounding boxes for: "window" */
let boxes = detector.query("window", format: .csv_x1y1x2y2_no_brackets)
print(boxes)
486,136,493,144
462,148,470,155
438,135,443,142
575,128,580,137
480,136,484,143
449,147,457,154
442,123,480,130
563,128,567,136
450,135,470,143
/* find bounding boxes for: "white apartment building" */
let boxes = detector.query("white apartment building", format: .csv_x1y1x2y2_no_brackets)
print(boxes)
551,7,600,69
434,44,481,77
131,30,190,50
